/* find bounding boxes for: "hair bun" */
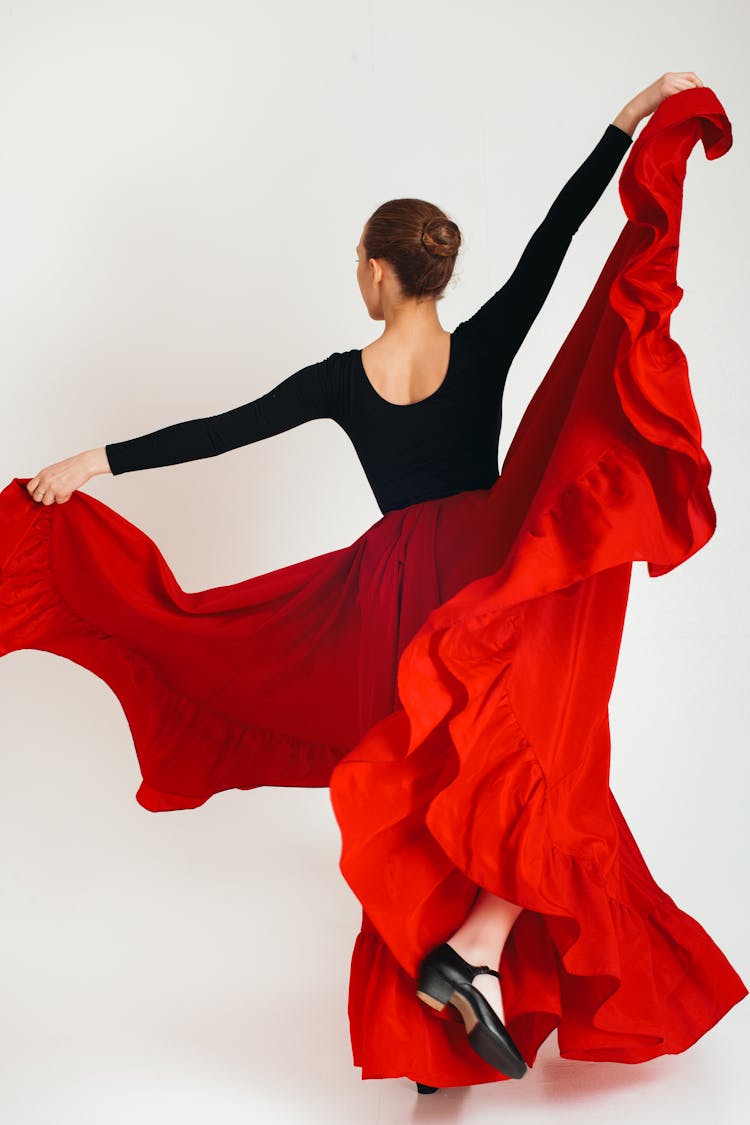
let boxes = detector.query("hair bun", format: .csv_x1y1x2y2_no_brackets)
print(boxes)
421,217,461,258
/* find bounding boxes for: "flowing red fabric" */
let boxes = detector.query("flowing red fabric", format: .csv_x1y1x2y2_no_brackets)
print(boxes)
0,87,746,1087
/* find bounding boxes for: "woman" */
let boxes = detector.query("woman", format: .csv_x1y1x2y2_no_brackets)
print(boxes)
5,71,746,1094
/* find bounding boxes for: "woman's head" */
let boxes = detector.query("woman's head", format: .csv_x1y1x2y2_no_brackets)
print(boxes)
356,198,461,320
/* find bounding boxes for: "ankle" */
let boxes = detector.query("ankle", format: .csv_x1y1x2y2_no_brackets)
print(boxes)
446,933,505,967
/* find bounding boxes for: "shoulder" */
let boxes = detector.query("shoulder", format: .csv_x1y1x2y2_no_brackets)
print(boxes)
306,348,357,420
293,348,350,386
450,316,495,364
317,349,355,389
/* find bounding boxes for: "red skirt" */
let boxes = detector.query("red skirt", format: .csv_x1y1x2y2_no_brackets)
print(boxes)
0,86,746,1087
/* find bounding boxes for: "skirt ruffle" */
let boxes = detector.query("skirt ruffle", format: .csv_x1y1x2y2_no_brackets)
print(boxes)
0,480,371,807
1,86,746,1088
328,86,747,1084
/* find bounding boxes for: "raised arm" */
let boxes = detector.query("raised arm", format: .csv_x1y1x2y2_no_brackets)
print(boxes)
104,353,341,475
25,353,342,504
456,70,708,363
455,122,633,361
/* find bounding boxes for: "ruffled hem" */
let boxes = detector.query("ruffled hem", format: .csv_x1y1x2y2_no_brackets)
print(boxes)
329,87,747,1083
0,488,364,807
348,886,746,1085
333,658,748,1082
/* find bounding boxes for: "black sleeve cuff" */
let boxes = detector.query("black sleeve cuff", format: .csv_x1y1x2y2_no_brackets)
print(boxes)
104,443,129,476
606,122,634,146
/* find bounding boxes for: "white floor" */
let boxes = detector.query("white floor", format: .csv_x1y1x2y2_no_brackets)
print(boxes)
1,653,748,1125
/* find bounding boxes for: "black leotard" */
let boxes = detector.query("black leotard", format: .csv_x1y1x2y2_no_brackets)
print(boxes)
105,123,633,515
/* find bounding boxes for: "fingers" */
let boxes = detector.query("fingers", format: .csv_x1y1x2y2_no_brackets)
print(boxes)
27,454,84,503
674,71,704,87
659,71,705,105
28,487,60,504
26,475,54,504
27,473,75,503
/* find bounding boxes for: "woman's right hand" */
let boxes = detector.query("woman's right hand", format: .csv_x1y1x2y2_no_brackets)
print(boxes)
26,447,110,505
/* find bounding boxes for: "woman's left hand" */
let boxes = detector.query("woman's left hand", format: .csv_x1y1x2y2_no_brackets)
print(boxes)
633,71,705,120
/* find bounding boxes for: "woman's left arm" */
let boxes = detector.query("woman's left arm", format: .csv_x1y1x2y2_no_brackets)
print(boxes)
454,123,633,359
455,71,704,362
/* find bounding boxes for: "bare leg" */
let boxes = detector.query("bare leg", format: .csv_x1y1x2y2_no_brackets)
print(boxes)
444,889,523,1024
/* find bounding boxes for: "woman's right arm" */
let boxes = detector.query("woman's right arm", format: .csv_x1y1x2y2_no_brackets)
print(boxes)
26,354,342,504
104,355,340,475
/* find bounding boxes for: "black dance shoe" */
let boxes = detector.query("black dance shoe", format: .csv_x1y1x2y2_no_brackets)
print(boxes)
415,1082,440,1094
416,942,527,1079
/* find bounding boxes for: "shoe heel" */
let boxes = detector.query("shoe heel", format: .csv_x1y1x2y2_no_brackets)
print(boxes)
416,963,455,1011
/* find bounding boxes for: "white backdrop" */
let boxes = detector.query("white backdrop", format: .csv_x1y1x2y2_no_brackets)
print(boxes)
1,2,747,1122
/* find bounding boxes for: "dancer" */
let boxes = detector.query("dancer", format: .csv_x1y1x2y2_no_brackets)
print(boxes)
4,73,746,1095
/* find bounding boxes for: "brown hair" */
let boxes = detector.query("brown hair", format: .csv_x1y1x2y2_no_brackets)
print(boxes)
362,198,461,302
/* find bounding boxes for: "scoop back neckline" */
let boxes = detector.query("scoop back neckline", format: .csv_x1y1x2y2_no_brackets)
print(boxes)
356,333,455,408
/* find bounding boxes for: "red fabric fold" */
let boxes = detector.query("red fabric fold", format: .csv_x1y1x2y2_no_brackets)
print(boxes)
1,86,746,1087
327,86,747,1083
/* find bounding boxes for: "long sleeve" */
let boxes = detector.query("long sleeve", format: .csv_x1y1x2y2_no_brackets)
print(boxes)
105,353,341,475
456,123,633,360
